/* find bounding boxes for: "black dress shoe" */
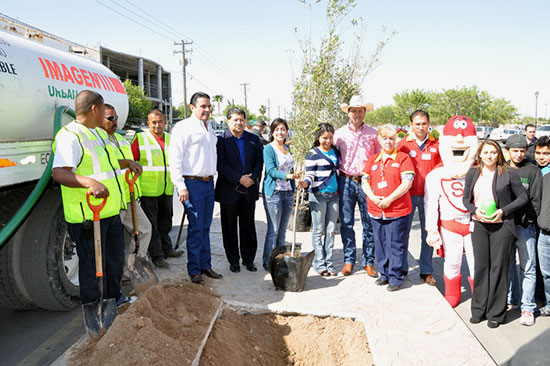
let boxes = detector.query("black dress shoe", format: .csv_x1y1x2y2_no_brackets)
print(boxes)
245,263,257,272
375,278,388,286
201,268,223,279
487,320,500,329
191,274,204,284
164,249,184,258
152,257,169,268
387,284,400,292
229,263,241,273
469,315,485,324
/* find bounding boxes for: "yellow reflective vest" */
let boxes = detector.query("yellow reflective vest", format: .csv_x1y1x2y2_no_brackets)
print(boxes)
133,131,173,197
52,121,125,224
111,132,141,202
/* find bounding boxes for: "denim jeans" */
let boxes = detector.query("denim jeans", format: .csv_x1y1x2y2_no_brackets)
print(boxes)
403,195,433,274
337,175,375,266
507,225,537,312
310,191,339,273
184,179,215,276
262,190,294,268
537,231,550,311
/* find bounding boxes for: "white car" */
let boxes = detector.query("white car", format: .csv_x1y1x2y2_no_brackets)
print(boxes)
536,125,550,139
489,128,521,142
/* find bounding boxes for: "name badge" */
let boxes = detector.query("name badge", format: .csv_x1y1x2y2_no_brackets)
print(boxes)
430,148,437,153
392,163,400,168
421,153,431,160
378,181,388,189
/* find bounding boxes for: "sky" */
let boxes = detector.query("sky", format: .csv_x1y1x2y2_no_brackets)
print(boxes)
2,0,549,119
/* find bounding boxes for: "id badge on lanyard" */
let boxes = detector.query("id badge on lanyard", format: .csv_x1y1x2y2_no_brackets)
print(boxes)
378,158,389,190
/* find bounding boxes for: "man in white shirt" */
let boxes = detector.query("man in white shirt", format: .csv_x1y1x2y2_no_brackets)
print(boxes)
169,92,222,284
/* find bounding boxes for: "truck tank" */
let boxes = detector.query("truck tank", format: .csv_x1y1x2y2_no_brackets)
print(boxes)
0,30,129,310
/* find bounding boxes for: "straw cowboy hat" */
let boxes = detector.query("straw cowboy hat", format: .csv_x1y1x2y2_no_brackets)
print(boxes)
340,95,374,113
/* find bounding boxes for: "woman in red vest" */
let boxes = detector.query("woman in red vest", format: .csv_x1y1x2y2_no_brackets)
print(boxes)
361,125,415,291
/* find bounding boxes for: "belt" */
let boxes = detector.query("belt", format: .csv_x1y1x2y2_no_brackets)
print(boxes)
340,172,361,182
183,175,214,182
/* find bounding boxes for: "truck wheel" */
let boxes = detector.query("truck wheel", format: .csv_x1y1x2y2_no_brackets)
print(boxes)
19,188,80,311
0,228,37,310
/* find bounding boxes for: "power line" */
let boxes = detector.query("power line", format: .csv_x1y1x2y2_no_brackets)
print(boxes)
119,0,193,42
94,0,173,42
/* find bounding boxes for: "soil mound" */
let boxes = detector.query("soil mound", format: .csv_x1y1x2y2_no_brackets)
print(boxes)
201,310,374,366
69,282,220,366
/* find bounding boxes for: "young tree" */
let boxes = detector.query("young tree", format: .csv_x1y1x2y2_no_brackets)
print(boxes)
123,79,153,120
291,0,394,166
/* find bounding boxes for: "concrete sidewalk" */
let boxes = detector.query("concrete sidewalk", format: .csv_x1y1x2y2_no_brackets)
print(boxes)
161,197,495,366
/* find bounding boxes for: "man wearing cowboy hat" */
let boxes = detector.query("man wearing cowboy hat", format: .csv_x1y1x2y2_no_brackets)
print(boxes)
334,95,379,277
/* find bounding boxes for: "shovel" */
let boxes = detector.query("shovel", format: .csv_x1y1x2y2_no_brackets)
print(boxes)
82,191,118,339
125,170,160,295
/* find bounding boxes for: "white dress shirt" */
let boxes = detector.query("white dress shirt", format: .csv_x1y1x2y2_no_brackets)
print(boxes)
169,114,217,192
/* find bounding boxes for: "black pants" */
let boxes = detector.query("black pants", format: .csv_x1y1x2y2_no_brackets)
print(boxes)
141,194,173,260
471,221,515,323
67,215,124,304
220,197,257,266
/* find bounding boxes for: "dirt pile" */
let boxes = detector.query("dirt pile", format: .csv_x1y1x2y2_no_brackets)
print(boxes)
69,282,220,366
201,310,374,366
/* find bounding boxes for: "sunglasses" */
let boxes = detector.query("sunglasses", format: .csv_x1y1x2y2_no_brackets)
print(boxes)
105,116,118,122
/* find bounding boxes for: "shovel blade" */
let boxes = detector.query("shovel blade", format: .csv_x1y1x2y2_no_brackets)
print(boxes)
82,298,118,339
101,298,118,331
128,255,160,295
82,300,101,339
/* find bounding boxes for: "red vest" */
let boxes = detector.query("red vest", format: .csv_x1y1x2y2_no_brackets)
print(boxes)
396,135,441,196
363,150,414,218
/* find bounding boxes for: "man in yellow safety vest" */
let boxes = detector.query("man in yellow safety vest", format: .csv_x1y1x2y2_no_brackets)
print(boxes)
131,109,182,268
101,104,153,283
52,90,141,306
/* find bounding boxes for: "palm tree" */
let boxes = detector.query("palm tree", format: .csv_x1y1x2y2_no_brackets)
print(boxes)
259,104,267,118
213,95,223,116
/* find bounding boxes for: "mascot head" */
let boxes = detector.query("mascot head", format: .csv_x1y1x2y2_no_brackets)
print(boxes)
439,115,478,178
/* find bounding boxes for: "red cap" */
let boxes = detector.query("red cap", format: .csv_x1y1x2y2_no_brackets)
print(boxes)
443,116,476,137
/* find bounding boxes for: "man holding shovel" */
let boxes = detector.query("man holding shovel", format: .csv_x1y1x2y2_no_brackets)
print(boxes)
101,104,152,285
52,90,140,334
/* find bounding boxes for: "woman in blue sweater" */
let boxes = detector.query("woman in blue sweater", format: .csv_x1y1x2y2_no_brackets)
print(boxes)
299,123,340,276
262,118,297,270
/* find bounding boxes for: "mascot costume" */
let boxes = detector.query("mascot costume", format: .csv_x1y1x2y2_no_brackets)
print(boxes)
424,116,478,307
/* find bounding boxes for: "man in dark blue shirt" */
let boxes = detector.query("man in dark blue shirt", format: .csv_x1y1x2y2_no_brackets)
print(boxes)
215,107,264,272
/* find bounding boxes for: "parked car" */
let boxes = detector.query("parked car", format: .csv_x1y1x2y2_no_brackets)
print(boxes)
489,128,522,142
536,125,550,138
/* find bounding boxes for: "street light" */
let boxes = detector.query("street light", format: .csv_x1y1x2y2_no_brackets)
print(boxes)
535,91,540,129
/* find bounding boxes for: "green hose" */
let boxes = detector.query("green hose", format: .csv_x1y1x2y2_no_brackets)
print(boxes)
0,106,75,247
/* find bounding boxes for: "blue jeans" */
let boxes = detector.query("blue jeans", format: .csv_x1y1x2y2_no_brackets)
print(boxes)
67,215,124,304
537,230,550,311
371,215,411,286
337,175,375,266
184,179,215,276
403,195,433,274
262,190,293,268
310,191,339,273
507,225,537,312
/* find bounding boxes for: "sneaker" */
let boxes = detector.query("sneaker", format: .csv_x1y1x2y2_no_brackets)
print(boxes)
507,303,520,311
520,311,535,326
116,295,137,307
540,307,550,316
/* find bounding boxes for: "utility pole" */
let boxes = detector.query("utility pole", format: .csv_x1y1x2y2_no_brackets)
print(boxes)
174,40,193,118
241,82,250,110
268,98,271,120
